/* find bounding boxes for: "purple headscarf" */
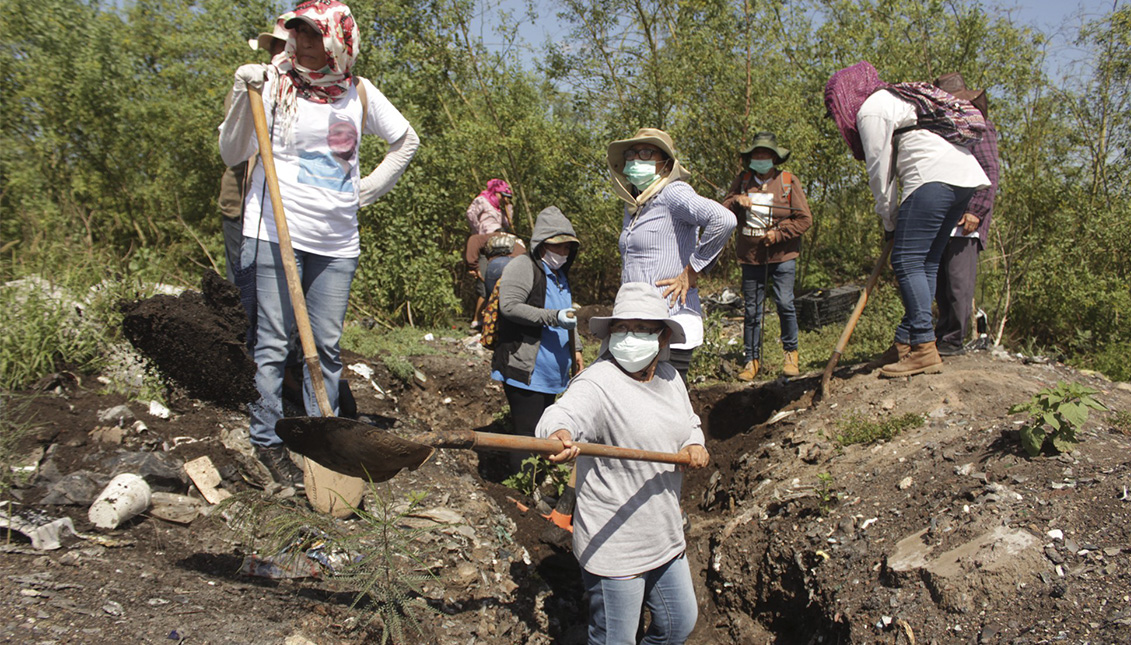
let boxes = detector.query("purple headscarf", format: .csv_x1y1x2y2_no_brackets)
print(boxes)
824,61,886,161
478,179,512,210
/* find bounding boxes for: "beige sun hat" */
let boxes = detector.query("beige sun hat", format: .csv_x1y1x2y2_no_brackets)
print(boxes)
606,128,692,212
589,283,686,361
248,19,289,52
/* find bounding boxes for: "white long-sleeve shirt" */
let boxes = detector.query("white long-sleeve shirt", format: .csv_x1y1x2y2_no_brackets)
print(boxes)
218,71,418,257
857,90,990,232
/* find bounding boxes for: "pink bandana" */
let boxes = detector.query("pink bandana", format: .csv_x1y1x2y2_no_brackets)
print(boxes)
824,61,886,161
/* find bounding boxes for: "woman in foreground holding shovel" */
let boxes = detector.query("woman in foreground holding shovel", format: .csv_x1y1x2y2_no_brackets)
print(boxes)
537,282,709,645
218,0,419,486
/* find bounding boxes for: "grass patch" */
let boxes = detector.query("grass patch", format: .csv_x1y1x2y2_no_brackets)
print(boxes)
341,323,444,383
1111,410,1131,437
0,394,40,499
835,411,925,446
0,277,113,390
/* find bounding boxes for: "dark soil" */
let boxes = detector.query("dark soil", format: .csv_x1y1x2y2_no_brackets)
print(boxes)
3,310,1131,644
120,271,257,409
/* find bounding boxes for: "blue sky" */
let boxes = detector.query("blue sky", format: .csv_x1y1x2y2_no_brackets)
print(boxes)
468,0,1126,77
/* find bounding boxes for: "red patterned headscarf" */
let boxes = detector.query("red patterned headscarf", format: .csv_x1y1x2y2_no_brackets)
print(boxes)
824,61,886,161
272,1,360,140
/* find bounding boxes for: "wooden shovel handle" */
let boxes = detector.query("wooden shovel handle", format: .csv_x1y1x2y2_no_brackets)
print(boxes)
818,238,894,397
247,85,333,417
426,430,693,466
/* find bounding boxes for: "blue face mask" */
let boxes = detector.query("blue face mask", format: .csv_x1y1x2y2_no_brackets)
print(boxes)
749,158,775,174
623,160,660,191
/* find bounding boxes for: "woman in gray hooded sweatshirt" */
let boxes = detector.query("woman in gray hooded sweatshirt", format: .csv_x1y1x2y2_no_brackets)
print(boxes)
491,206,583,472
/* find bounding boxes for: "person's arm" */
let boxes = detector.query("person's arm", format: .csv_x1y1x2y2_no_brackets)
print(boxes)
536,377,604,444
218,65,271,167
666,183,737,274
357,126,419,207
768,174,813,242
965,120,999,236
497,257,559,327
857,94,900,232
465,234,486,271
720,172,747,213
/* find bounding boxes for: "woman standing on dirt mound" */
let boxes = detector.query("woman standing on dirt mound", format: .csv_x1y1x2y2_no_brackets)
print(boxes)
607,128,736,383
537,282,710,645
218,0,419,486
491,206,583,475
825,61,988,378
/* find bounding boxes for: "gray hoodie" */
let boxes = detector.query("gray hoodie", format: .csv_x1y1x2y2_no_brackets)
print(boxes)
491,207,579,385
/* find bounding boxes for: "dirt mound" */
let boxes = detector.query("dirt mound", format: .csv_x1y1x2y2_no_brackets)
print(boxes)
3,331,1129,643
120,271,257,409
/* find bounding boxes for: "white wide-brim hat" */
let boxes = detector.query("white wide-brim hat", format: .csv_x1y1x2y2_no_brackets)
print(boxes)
589,283,686,346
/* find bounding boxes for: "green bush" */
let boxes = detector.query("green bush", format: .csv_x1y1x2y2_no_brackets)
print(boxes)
1010,381,1107,456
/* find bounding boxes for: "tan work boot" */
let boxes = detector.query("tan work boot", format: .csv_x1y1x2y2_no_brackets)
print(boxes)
880,341,943,378
782,350,800,377
875,342,911,366
738,360,760,382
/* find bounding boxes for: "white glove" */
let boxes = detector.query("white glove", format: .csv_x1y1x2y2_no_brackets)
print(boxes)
556,308,577,330
234,64,268,91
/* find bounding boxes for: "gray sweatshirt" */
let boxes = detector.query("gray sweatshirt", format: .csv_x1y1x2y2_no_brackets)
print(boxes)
535,358,704,577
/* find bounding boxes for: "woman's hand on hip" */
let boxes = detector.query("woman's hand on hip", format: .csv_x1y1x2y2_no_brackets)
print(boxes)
656,265,698,306
680,444,709,469
546,429,579,464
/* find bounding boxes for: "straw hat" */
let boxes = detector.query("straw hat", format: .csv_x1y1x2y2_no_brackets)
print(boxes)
248,19,289,52
589,283,686,346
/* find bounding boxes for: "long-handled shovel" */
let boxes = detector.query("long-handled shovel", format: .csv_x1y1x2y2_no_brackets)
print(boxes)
276,417,692,482
814,238,894,402
248,85,366,516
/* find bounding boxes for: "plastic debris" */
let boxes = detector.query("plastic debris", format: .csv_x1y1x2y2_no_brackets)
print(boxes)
148,400,171,419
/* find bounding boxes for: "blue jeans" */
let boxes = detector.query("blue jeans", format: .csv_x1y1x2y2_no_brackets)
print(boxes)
741,259,798,362
890,183,974,346
241,237,358,447
582,554,697,645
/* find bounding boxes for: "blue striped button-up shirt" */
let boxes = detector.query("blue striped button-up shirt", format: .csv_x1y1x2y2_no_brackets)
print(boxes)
619,180,736,318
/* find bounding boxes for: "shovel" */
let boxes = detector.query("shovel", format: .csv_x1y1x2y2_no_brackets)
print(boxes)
814,238,894,402
247,84,366,515
276,417,693,482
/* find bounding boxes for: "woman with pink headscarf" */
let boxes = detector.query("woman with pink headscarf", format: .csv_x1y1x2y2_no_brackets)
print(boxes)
824,61,987,379
218,0,419,486
466,179,514,235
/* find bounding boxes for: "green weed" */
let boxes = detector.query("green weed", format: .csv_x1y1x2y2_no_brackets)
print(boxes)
1010,381,1106,456
1110,410,1131,437
816,472,840,514
0,395,39,499
503,456,572,498
221,485,440,644
835,411,925,446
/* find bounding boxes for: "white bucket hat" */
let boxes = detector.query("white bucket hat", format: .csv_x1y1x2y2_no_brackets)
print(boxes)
248,19,289,52
589,283,686,361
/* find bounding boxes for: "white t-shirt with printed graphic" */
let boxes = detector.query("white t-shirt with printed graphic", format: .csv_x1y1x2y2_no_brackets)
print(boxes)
241,77,410,258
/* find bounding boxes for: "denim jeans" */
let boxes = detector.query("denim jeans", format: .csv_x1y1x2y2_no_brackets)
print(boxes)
890,183,974,346
241,237,358,447
741,259,798,362
582,554,697,644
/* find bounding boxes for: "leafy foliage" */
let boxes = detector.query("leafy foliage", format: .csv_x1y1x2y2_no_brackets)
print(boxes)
503,455,572,498
1009,381,1107,456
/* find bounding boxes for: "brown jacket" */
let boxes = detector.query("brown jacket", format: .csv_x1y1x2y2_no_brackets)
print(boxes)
465,232,526,272
722,168,812,265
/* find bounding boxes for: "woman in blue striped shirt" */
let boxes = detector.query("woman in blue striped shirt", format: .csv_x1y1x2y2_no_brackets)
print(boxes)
606,128,736,381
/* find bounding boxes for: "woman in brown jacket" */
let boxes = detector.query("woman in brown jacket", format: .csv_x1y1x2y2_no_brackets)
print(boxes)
722,132,812,380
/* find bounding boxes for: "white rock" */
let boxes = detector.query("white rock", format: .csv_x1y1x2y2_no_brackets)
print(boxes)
148,400,171,419
1047,529,1064,540
898,477,914,490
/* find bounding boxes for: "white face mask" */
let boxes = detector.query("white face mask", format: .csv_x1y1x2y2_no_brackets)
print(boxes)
608,331,661,373
542,249,568,270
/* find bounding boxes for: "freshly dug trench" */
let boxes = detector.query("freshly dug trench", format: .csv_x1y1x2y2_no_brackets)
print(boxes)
121,271,257,409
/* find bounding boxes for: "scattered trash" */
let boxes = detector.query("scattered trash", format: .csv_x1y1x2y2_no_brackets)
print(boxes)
766,410,796,425
1048,529,1064,540
97,404,136,426
347,362,386,398
149,492,206,524
0,502,81,550
102,600,124,617
184,456,231,505
40,471,109,506
148,400,171,419
88,473,152,529
860,518,877,530
423,332,435,341
105,451,187,491
239,553,322,580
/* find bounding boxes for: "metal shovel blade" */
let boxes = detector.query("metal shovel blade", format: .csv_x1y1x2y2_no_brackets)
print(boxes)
275,416,436,482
